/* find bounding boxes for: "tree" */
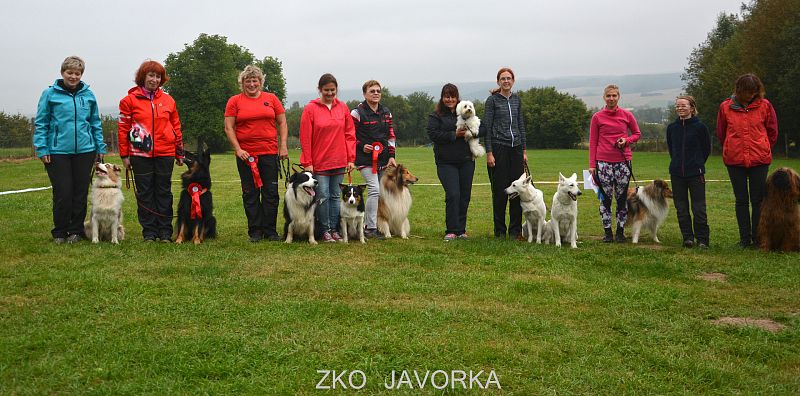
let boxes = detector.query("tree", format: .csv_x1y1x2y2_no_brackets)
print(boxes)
256,56,286,105
164,34,286,152
404,91,435,146
516,87,590,149
285,101,302,138
0,111,33,148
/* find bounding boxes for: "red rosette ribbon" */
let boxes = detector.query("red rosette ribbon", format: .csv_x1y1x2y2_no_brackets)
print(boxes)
371,142,384,174
188,182,207,219
247,156,263,189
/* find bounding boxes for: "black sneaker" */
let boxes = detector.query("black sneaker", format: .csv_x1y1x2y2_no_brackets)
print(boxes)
53,237,66,245
615,226,626,243
265,234,282,242
697,242,709,249
144,235,157,242
602,228,613,243
683,239,694,248
364,228,385,240
66,234,82,244
160,236,172,243
249,232,264,243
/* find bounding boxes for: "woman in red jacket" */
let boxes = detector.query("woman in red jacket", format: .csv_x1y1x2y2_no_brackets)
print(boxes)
716,73,778,248
118,60,184,242
299,73,356,243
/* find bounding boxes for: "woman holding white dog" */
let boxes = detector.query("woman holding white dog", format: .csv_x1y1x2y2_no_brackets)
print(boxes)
299,73,356,243
34,56,107,244
484,67,527,240
428,83,475,241
588,84,641,243
224,65,288,243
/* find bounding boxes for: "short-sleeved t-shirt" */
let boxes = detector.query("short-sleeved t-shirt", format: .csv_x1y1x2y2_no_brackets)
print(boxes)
224,92,285,155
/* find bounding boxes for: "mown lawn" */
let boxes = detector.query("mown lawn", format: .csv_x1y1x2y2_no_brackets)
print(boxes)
1,148,798,394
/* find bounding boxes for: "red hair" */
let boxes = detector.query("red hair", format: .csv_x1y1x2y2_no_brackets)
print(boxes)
490,67,515,94
134,60,169,87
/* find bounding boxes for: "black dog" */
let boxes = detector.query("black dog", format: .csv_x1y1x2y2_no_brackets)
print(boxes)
175,148,217,244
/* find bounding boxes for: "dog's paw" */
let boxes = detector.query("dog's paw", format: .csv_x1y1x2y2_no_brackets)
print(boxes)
92,238,99,244
309,239,318,245
111,239,119,245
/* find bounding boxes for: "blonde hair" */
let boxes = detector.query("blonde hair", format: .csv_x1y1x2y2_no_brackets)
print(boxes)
603,84,620,96
238,65,264,92
676,95,699,116
61,56,85,73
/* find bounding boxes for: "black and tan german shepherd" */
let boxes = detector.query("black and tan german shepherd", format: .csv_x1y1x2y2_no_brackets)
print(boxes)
175,148,217,244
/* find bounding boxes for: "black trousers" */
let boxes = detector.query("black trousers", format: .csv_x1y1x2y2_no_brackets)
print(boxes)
236,155,279,238
44,152,96,238
130,156,175,239
726,164,769,245
487,144,524,237
436,160,475,235
671,174,709,245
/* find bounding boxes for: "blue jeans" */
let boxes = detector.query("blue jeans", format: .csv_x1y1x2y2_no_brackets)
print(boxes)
314,168,345,231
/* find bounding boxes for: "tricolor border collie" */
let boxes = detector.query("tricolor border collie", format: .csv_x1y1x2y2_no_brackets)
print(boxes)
340,184,367,244
284,171,319,244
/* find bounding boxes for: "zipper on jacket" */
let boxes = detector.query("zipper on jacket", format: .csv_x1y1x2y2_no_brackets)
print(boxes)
506,97,515,147
680,119,686,176
54,125,59,147
72,93,78,154
150,97,156,155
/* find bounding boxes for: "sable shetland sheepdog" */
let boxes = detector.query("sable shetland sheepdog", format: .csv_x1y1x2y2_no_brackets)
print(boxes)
284,171,319,244
627,179,673,244
84,162,125,244
175,149,217,244
340,184,367,244
377,164,418,239
758,167,800,252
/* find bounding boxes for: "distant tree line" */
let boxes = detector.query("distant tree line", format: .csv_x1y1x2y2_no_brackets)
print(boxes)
683,0,799,156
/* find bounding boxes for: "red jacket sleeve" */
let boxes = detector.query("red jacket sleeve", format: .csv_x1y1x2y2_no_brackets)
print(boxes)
170,101,184,158
765,101,778,146
118,96,132,157
299,106,313,167
344,109,356,163
716,103,728,145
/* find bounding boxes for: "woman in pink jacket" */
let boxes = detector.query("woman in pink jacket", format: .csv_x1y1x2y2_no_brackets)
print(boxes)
589,84,641,243
299,73,356,243
716,73,778,248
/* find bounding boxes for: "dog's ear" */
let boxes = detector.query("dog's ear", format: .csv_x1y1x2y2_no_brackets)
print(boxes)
570,173,577,180
113,165,121,172
525,176,531,185
357,184,367,189
559,173,565,182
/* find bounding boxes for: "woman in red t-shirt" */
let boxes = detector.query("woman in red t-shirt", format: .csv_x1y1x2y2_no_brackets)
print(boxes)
224,65,288,242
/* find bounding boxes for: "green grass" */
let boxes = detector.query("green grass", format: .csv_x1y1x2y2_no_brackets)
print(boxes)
1,148,799,394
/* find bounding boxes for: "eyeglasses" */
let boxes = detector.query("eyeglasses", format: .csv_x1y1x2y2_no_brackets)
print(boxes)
499,77,513,81
367,90,381,94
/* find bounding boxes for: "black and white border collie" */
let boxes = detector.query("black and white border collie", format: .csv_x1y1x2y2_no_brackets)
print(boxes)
283,171,319,244
339,184,367,244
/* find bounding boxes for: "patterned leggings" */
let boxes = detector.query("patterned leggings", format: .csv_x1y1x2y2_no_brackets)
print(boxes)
597,161,631,229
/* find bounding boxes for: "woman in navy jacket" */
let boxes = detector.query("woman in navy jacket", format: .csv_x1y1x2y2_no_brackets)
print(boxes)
34,56,106,244
666,95,711,248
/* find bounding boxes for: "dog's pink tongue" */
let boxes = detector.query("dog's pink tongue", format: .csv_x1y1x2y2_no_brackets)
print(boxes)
305,186,316,196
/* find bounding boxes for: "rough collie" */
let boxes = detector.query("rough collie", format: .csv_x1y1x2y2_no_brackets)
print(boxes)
627,179,672,244
758,167,800,252
84,162,125,244
377,164,418,239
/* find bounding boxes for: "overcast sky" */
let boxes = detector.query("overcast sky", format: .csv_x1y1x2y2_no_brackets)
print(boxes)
2,0,743,114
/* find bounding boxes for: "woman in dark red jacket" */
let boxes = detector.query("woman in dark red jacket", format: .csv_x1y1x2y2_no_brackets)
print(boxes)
716,73,778,248
118,60,185,242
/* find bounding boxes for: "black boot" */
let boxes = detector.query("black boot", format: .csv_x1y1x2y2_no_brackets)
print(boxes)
615,225,626,243
602,227,613,243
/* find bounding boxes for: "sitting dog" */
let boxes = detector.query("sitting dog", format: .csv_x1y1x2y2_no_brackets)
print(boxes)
340,184,367,244
377,164,418,239
455,100,485,159
505,173,547,243
284,171,319,244
626,179,672,244
543,173,582,248
757,167,800,251
84,162,125,244
175,149,217,244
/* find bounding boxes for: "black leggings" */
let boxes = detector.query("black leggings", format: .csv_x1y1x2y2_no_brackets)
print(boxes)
726,164,769,244
44,152,96,238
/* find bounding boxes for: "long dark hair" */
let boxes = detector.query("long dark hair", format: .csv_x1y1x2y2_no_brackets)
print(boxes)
435,83,459,115
734,73,765,103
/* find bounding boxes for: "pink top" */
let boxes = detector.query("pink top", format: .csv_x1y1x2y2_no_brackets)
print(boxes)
299,98,356,171
589,106,641,168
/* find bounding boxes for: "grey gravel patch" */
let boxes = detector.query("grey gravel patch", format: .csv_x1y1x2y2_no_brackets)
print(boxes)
711,317,786,333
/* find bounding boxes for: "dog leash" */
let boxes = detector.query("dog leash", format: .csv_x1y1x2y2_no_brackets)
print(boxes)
280,158,290,188
125,166,177,219
617,145,639,188
523,159,537,189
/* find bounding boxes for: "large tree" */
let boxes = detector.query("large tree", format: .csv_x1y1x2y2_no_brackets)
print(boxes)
164,34,286,152
516,87,590,149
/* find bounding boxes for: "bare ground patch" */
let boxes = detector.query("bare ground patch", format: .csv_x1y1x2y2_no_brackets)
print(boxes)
711,316,786,333
698,272,728,282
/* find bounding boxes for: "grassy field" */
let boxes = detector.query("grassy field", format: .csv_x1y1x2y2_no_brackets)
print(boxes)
1,148,798,394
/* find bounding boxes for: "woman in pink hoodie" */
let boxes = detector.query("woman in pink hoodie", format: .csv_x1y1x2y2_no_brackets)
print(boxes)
299,73,356,243
589,84,641,243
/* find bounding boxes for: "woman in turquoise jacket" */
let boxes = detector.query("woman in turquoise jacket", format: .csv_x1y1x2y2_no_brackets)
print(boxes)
34,56,107,244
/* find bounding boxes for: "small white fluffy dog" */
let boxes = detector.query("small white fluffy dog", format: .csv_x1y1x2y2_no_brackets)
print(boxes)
543,172,582,248
455,100,485,159
84,162,125,244
504,174,547,243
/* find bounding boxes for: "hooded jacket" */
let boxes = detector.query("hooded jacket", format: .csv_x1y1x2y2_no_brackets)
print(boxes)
716,96,778,168
118,86,184,158
33,80,107,157
483,92,526,152
299,98,356,171
351,101,396,168
667,116,711,177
